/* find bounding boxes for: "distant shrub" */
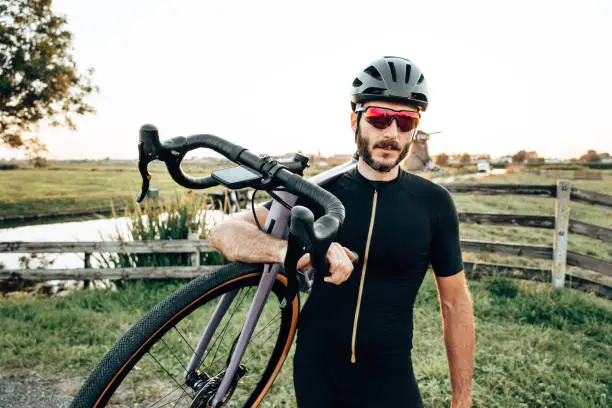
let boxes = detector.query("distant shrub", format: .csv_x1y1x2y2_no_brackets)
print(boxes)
30,156,48,168
583,162,612,170
0,164,19,170
534,164,586,171
525,162,612,170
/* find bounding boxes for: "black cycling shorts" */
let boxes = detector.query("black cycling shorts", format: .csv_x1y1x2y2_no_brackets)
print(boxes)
293,338,423,408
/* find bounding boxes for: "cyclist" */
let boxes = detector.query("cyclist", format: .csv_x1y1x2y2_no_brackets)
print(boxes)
210,56,474,408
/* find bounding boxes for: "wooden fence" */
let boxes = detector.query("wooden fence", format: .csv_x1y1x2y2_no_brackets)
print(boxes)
1,180,611,296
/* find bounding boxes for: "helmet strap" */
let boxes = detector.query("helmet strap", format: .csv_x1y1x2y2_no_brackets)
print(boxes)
354,103,364,142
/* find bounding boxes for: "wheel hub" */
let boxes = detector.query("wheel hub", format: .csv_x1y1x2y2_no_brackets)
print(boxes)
188,365,248,408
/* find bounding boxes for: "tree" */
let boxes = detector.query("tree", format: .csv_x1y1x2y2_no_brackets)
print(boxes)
512,150,527,163
579,150,601,163
435,152,449,166
24,136,48,167
0,0,98,150
459,153,471,164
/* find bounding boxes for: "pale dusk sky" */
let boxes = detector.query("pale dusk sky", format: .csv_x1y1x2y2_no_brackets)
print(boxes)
1,0,611,160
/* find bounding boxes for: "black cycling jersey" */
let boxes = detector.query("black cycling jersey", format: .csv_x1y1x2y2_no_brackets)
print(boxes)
267,167,463,407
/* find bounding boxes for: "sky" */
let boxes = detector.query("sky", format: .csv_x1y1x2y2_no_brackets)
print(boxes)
2,0,611,160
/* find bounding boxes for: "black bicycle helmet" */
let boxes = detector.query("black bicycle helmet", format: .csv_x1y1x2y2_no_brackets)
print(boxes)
351,56,429,112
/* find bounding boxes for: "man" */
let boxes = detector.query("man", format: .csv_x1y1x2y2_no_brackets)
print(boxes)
210,56,474,407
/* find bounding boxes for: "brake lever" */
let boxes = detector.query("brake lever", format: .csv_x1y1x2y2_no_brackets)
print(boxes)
136,124,164,202
136,146,151,202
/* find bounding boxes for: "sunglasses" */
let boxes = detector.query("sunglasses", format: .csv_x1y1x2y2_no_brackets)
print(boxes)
356,106,420,132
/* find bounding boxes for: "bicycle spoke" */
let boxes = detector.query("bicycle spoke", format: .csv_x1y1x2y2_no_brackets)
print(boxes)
201,288,251,367
146,351,192,401
160,336,189,373
149,386,183,408
201,287,253,373
156,392,189,408
251,310,281,341
203,294,281,376
172,325,197,356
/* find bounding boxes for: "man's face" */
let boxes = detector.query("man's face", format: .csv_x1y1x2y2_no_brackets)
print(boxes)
351,100,418,173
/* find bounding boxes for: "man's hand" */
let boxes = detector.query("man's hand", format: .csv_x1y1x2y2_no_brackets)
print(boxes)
296,242,357,285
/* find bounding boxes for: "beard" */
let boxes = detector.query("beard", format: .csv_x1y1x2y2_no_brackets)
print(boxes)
357,130,411,173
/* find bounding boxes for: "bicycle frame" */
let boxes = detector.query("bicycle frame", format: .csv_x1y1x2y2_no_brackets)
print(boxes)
185,158,357,406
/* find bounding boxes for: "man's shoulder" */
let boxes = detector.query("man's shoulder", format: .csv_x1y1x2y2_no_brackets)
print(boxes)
398,170,451,200
318,168,358,192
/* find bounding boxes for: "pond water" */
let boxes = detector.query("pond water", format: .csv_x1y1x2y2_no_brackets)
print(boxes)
0,217,132,269
0,211,227,270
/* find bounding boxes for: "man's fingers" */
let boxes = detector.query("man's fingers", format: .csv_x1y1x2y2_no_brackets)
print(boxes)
324,276,340,284
296,253,311,270
343,247,357,261
324,266,351,285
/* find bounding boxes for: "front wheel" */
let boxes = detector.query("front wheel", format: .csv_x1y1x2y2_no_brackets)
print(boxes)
71,262,300,408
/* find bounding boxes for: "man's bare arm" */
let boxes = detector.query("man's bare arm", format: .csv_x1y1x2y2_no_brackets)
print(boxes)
209,206,287,264
434,271,475,408
209,204,355,285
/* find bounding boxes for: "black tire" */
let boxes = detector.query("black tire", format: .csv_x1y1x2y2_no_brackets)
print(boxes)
71,262,300,408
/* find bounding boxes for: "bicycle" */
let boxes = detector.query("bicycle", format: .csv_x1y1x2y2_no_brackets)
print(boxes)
71,124,357,407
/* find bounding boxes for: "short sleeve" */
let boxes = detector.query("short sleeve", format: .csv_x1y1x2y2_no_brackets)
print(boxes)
262,200,273,210
430,188,464,277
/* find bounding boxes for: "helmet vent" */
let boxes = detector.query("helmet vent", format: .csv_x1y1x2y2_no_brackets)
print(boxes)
417,74,425,84
363,87,385,95
412,93,428,103
404,64,412,84
364,65,382,80
352,78,363,87
388,62,397,82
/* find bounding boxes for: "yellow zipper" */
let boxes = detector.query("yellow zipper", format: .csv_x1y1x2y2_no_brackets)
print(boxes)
351,190,378,363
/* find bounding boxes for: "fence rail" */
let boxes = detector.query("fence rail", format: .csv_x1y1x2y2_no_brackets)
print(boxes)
457,212,612,243
1,237,610,285
441,183,556,197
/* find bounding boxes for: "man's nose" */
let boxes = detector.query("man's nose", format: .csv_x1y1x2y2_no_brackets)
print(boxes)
383,118,400,138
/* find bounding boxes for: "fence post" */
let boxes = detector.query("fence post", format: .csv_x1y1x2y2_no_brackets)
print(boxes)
84,252,91,288
188,230,200,267
552,180,570,289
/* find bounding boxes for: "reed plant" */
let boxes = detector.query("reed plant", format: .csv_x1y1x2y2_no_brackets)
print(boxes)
99,191,226,270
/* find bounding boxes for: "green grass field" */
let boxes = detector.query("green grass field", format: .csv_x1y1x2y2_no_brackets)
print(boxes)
0,161,331,218
1,273,610,407
0,162,226,218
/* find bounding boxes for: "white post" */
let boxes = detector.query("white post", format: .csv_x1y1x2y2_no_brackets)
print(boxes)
552,180,570,289
188,230,200,267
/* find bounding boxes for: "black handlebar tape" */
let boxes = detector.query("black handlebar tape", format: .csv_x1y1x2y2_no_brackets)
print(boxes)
158,134,248,189
277,169,345,241
289,206,315,241
165,164,220,190
162,134,247,162
290,206,331,277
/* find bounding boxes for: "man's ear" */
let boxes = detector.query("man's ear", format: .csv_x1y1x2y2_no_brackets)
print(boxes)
350,111,357,133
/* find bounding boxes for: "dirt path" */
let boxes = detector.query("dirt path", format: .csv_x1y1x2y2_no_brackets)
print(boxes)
0,375,74,408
